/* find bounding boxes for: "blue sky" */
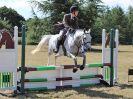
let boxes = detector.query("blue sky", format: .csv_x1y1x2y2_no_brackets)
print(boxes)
0,0,133,19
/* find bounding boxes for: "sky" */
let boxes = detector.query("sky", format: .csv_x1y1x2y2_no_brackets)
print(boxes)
0,0,133,20
102,0,133,9
0,0,42,19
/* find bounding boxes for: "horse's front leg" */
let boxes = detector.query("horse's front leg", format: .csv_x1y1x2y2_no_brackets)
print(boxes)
67,52,78,73
73,57,78,72
80,55,86,70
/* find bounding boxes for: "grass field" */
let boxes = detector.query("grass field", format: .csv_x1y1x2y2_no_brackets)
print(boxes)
0,45,133,99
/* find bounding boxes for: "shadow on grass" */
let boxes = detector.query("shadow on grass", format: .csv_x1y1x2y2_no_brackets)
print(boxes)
1,85,132,98
118,84,133,89
118,50,133,53
89,48,102,53
14,85,125,99
74,85,123,99
90,48,133,53
0,91,16,97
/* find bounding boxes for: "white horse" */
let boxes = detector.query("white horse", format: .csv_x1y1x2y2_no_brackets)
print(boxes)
31,29,92,72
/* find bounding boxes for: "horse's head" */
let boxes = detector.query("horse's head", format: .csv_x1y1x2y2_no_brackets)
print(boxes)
83,29,92,51
74,29,92,52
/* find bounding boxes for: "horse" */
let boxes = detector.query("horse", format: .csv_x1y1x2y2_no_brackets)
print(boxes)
31,29,92,73
0,29,14,49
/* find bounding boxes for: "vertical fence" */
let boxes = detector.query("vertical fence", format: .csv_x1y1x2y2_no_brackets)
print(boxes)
102,29,119,85
0,26,18,90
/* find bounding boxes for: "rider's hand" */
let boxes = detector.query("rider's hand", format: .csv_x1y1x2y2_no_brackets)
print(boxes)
57,22,62,24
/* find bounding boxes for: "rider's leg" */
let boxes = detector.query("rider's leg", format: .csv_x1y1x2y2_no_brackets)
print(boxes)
62,29,67,43
54,30,66,53
62,30,67,56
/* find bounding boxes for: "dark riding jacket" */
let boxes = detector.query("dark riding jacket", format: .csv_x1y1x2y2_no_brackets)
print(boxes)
63,13,79,30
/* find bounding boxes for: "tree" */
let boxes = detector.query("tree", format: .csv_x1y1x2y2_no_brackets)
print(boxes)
126,6,133,43
106,6,128,44
92,6,129,44
29,0,78,36
30,0,103,33
78,0,103,29
25,0,103,44
26,17,51,44
0,6,25,29
0,19,11,30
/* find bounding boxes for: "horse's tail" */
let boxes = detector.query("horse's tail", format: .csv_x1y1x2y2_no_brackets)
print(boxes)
31,35,52,54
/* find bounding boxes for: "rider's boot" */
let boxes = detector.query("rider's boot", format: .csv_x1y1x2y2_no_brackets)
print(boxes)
62,35,67,56
54,29,66,53
54,39,61,53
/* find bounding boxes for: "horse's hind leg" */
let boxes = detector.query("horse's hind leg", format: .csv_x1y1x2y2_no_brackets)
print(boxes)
47,51,52,66
54,53,61,66
47,55,50,66
54,55,58,66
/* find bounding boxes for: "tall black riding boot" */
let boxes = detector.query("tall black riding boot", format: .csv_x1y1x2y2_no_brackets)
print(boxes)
54,39,61,53
62,35,67,56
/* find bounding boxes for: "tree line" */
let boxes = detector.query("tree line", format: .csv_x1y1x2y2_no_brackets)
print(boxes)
0,0,133,44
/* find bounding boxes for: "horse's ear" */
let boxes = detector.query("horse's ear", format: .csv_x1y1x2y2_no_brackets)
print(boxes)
88,29,91,33
84,28,86,33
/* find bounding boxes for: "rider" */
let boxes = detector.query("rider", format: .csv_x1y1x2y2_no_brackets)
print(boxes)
55,5,79,53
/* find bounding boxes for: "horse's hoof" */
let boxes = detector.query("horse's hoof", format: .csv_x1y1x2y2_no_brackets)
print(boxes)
73,68,78,73
80,65,85,70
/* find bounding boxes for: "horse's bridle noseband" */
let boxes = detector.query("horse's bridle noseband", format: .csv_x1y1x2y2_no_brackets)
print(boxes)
74,31,91,56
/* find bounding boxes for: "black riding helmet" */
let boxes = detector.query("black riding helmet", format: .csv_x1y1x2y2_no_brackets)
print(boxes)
70,6,78,13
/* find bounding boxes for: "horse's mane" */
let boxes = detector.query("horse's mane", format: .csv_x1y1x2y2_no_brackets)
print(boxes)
74,29,84,37
76,29,84,31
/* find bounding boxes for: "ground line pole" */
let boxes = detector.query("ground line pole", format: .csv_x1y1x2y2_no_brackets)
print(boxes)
20,25,26,94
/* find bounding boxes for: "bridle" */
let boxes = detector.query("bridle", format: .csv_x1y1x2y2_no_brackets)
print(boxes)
74,30,91,56
83,32,91,49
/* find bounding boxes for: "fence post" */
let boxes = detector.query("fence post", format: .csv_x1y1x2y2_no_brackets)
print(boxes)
110,29,115,86
20,25,26,94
